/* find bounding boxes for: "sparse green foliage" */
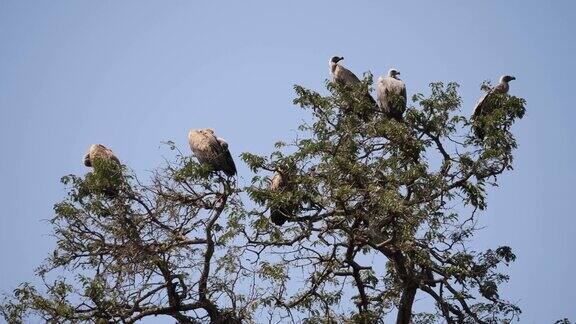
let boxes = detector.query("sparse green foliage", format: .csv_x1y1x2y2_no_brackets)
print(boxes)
2,150,250,323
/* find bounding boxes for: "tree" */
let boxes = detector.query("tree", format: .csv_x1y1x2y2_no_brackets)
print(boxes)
1,73,526,323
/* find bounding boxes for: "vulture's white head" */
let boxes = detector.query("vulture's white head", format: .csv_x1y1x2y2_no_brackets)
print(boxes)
500,75,516,83
201,128,215,136
388,69,401,79
330,56,344,64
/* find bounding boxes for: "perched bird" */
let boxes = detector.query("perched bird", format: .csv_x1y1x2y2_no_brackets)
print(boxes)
84,144,120,167
377,68,407,121
188,128,237,176
269,166,297,226
472,75,516,139
83,144,122,197
329,56,376,105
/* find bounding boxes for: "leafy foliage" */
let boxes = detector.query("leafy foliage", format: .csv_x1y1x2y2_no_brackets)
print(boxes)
241,77,525,323
2,75,526,323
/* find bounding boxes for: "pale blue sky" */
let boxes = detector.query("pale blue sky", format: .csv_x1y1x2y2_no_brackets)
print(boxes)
0,1,574,322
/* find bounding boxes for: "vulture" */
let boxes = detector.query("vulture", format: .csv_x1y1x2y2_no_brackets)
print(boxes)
329,56,376,105
188,128,237,176
269,166,297,226
377,68,407,121
472,75,516,139
83,144,122,197
84,144,120,167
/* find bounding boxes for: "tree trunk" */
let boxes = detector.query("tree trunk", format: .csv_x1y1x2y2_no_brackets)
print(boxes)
396,285,417,324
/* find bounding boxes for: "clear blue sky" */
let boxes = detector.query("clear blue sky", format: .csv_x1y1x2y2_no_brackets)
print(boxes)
0,1,574,322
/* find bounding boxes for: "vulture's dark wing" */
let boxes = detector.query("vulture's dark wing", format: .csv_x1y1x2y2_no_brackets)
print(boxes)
335,65,361,86
396,80,407,117
474,80,509,118
399,83,407,106
216,138,237,176
472,92,493,139
473,92,490,118
107,152,121,166
334,66,375,108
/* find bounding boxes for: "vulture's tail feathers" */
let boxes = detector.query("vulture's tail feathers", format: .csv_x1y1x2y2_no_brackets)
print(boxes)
270,208,289,226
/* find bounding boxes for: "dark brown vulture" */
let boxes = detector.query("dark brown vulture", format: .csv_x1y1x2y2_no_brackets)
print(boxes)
377,68,407,121
472,75,516,139
329,56,376,105
188,128,237,177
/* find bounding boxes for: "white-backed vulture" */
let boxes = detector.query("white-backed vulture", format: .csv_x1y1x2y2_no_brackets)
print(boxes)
269,166,297,226
377,68,407,121
188,128,237,176
329,56,376,105
472,75,516,139
84,144,120,167
83,144,122,197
